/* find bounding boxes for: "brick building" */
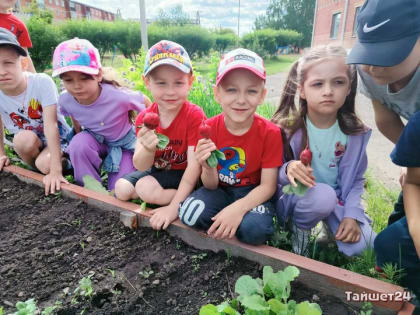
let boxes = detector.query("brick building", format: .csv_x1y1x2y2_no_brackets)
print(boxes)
14,0,115,22
311,0,365,49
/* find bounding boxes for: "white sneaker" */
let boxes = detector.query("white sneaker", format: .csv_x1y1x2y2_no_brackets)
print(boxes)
314,221,335,244
291,224,312,256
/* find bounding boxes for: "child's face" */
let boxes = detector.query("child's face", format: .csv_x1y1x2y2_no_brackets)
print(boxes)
143,65,194,110
214,68,266,130
0,0,16,11
0,46,25,95
360,38,420,86
61,71,103,105
300,57,351,122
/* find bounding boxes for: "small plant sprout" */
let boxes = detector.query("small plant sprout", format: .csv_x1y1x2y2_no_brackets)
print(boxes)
360,302,373,315
12,299,37,315
191,253,208,272
107,268,116,278
73,275,94,303
139,269,154,279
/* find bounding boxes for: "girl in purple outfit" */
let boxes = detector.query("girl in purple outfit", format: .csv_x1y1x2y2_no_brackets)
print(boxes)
272,45,376,257
52,38,151,190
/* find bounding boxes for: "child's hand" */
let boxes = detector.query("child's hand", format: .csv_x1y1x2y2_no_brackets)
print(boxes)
0,155,10,171
195,138,217,169
42,171,69,195
149,205,178,230
137,126,158,152
335,218,361,243
207,205,243,240
286,160,315,188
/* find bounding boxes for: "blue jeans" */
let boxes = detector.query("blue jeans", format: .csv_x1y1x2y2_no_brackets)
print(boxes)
179,185,275,245
375,212,420,298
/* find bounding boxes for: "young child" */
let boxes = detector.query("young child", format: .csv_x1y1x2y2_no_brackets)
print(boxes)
178,48,283,245
347,0,420,306
0,1,35,72
114,40,206,230
0,28,70,194
52,37,150,190
374,112,420,307
272,44,375,256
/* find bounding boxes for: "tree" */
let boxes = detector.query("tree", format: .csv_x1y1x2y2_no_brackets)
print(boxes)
254,0,315,47
156,4,190,26
23,0,54,24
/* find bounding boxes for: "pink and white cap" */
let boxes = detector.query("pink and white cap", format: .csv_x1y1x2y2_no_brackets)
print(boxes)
216,48,266,86
52,37,101,77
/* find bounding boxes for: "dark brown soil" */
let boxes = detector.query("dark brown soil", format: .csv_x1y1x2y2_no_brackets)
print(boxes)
0,172,358,314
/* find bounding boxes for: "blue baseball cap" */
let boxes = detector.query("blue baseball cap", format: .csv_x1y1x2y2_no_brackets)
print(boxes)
0,27,27,57
347,0,420,67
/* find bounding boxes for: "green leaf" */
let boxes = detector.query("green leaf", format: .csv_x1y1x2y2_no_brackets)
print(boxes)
217,302,239,315
238,294,270,311
268,298,288,315
235,275,264,297
14,299,38,315
82,175,108,195
199,304,220,315
206,151,219,168
281,180,308,197
213,149,226,160
140,201,147,210
295,301,322,315
263,266,299,303
156,133,169,149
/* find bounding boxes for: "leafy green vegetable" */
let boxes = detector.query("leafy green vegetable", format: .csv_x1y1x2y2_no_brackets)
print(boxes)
13,299,37,315
282,180,308,197
199,265,322,315
157,133,169,149
82,175,109,195
206,149,225,168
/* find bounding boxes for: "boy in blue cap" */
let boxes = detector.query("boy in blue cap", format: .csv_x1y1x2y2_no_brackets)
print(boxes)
347,0,420,309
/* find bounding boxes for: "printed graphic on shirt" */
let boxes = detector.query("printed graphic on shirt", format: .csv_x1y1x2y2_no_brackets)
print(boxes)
9,112,29,129
27,98,42,119
329,141,346,168
218,146,247,185
154,141,187,170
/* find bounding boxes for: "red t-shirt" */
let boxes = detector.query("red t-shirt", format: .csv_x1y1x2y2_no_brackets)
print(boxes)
0,13,32,48
135,101,206,170
206,113,283,187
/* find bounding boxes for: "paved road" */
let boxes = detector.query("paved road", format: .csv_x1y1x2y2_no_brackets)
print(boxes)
266,72,401,189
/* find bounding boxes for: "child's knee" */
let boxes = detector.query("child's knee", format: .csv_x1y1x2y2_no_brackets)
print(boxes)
179,195,207,228
135,177,161,204
115,178,136,201
236,214,274,245
13,130,40,154
305,184,336,216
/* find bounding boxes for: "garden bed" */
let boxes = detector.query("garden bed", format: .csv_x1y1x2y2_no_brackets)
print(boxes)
0,171,361,314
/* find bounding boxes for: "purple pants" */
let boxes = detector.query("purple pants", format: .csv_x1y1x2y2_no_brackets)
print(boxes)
277,183,376,256
67,131,136,190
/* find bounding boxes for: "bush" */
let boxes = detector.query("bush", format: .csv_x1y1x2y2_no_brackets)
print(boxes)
27,17,64,72
214,32,238,53
112,21,142,62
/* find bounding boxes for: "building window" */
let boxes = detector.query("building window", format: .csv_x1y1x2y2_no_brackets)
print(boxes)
330,12,341,39
61,0,65,6
352,6,361,36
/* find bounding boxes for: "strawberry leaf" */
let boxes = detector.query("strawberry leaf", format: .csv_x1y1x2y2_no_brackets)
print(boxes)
282,180,308,197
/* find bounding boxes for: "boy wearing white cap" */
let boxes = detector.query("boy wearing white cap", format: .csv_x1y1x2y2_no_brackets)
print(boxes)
347,0,420,307
178,48,283,245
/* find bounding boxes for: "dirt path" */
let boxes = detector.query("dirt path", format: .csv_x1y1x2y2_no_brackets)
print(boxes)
266,73,401,190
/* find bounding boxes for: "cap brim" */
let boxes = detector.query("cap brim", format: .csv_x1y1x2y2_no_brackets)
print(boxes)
143,59,191,76
52,65,99,77
216,65,266,86
0,42,27,57
347,34,418,66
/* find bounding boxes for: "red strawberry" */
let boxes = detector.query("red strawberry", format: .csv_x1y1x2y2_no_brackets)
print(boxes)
143,112,159,130
300,146,312,166
199,122,211,139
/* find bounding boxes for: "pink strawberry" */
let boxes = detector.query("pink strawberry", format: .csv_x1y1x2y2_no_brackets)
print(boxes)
199,122,212,139
143,112,159,130
300,146,312,166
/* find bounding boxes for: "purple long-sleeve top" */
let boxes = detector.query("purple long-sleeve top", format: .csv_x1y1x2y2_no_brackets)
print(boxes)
276,128,372,223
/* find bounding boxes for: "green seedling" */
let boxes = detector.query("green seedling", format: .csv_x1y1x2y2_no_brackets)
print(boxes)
139,269,154,279
72,275,94,304
11,298,37,315
192,253,207,272
107,268,116,278
72,219,82,227
360,302,373,315
80,241,85,250
200,266,322,315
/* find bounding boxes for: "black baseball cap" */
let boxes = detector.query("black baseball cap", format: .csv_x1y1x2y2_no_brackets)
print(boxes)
347,0,420,67
0,27,27,57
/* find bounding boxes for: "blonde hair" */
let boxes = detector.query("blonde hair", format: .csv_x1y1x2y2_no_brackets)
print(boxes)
272,44,366,160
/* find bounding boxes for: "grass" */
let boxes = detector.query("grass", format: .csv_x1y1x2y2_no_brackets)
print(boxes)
264,55,299,75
